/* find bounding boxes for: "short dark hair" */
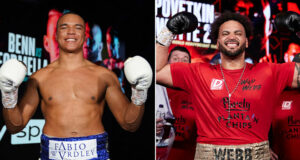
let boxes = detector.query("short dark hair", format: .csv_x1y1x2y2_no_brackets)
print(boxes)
56,11,85,32
209,11,253,43
168,46,191,63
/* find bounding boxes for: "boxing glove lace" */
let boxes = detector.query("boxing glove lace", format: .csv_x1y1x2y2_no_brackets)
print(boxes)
0,59,27,108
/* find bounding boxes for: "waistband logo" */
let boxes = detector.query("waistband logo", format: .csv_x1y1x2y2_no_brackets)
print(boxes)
214,148,253,160
49,139,98,160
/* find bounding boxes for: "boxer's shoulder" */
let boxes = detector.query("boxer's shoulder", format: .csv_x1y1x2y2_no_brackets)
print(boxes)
94,66,119,86
26,62,59,88
31,63,55,79
84,61,107,72
77,62,117,84
86,62,115,76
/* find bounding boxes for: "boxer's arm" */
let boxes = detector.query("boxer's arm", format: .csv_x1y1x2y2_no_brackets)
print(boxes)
3,77,40,133
156,43,173,87
105,72,144,132
291,63,300,88
156,12,198,87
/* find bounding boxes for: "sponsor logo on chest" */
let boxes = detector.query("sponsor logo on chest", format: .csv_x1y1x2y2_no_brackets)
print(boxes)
210,78,224,90
282,101,292,110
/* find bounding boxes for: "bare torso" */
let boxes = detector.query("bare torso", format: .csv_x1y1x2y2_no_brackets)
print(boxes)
3,13,142,138
34,60,110,137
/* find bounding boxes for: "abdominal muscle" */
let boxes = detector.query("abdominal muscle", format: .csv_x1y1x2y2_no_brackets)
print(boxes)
41,101,105,138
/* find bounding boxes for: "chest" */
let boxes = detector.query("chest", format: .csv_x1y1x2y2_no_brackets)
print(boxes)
184,67,279,120
38,70,106,104
197,68,274,101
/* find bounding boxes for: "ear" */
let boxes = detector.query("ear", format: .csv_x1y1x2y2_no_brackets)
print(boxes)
246,38,249,48
43,35,50,52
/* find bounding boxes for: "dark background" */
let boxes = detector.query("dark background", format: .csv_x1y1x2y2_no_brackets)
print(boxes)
0,0,155,159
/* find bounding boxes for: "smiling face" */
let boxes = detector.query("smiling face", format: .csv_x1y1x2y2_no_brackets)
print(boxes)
217,20,248,58
56,13,86,54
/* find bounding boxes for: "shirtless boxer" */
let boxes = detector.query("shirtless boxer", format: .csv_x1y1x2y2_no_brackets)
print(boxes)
2,12,152,160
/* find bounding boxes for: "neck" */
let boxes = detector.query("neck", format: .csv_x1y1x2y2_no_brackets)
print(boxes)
220,52,245,69
57,50,86,70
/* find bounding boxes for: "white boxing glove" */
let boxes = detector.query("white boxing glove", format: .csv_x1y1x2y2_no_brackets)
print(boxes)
124,56,152,105
0,59,27,108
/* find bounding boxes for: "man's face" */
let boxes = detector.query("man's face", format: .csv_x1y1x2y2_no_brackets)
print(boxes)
56,14,85,54
217,20,248,58
169,50,190,64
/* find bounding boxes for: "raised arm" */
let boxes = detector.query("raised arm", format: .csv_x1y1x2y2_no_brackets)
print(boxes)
156,44,173,87
156,12,198,87
1,59,40,133
105,56,152,132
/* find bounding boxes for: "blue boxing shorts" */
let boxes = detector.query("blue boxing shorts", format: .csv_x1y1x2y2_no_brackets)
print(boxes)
40,132,110,160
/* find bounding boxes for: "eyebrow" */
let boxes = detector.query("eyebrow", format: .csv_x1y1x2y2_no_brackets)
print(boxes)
221,30,243,34
172,55,189,58
58,23,84,28
234,30,243,33
75,24,84,28
58,24,67,28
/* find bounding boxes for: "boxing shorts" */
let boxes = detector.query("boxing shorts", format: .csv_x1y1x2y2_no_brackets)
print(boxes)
194,141,270,160
40,132,110,160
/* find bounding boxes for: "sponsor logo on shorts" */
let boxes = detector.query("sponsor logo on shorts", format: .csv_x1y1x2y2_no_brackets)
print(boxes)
49,139,98,160
282,101,292,110
210,79,223,90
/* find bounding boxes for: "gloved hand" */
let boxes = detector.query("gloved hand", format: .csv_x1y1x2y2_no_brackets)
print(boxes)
0,59,27,108
167,11,199,34
275,11,300,38
157,11,198,46
124,56,152,105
